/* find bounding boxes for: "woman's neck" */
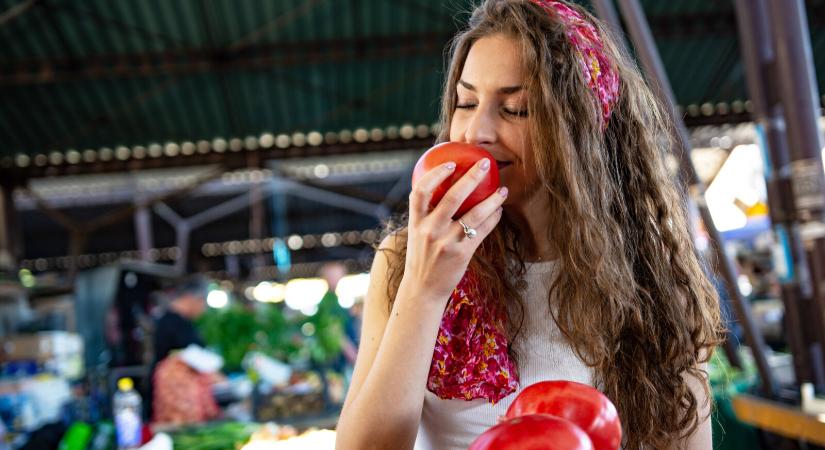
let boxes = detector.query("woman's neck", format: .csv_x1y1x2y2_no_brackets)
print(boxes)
503,190,557,263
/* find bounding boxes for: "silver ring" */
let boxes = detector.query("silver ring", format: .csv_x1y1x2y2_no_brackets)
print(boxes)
458,219,477,239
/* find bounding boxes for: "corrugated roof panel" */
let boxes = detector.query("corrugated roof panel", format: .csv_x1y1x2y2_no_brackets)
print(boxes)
13,6,53,59
3,0,824,160
0,92,34,150
0,0,13,59
61,3,107,54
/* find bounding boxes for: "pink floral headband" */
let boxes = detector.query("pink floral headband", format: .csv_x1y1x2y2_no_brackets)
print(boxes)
531,0,620,127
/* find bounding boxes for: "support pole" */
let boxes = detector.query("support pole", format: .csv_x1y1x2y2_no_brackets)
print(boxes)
765,0,825,390
134,199,154,262
734,0,822,388
0,183,20,273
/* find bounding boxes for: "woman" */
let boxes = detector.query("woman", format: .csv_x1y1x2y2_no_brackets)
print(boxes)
336,1,723,449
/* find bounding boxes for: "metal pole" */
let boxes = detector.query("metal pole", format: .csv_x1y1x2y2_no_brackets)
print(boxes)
734,0,819,387
0,183,20,273
134,203,154,262
174,224,189,274
805,240,825,387
767,0,825,190
766,0,825,390
0,0,37,27
270,163,291,278
590,0,622,38
615,0,778,397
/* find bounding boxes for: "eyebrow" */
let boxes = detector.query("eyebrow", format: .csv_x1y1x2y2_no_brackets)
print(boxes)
458,79,523,95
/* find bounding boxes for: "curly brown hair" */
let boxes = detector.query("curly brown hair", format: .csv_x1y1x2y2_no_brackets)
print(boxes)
376,1,724,448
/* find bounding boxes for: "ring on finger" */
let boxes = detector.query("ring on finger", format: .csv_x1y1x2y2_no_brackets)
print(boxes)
458,219,477,239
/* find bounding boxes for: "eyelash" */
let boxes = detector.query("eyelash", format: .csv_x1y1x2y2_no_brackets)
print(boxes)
455,103,528,118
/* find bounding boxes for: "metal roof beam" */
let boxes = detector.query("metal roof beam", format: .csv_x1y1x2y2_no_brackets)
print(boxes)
1,136,434,182
0,32,452,86
0,0,38,28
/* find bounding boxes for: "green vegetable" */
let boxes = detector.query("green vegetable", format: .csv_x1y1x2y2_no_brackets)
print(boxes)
197,294,348,371
171,422,259,450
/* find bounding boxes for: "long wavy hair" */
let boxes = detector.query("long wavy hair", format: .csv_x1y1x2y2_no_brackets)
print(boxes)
376,1,724,448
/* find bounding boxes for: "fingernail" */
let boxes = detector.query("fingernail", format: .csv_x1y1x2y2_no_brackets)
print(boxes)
498,187,508,197
479,158,490,171
445,162,456,170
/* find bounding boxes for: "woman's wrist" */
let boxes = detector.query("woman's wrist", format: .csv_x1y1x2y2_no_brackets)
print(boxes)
396,278,452,312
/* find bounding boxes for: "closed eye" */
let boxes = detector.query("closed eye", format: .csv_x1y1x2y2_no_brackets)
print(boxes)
503,108,528,117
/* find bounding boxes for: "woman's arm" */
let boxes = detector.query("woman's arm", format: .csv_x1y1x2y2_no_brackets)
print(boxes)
337,160,506,449
673,363,713,450
335,235,449,450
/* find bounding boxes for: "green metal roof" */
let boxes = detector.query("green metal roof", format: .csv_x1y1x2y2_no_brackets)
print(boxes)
1,0,824,168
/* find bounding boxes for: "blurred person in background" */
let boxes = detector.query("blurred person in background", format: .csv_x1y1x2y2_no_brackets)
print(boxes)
152,276,208,363
342,296,364,387
148,275,210,422
318,263,358,374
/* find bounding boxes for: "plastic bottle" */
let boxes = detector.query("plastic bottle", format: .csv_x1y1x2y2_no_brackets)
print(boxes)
112,378,142,449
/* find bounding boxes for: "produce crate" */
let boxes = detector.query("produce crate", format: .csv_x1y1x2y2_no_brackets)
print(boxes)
252,390,326,422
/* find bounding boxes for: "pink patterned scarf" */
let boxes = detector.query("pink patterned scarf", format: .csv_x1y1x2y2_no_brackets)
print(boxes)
427,270,518,404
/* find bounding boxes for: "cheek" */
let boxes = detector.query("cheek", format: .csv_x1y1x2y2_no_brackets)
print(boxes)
502,127,531,164
500,136,541,197
449,115,464,142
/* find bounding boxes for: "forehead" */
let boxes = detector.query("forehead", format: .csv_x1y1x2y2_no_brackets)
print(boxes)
460,35,527,88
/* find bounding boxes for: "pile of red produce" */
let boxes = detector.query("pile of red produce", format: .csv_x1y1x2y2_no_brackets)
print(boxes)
468,380,622,450
152,356,220,425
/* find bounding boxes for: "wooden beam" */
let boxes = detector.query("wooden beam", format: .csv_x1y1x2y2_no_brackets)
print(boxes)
0,32,453,86
732,394,825,445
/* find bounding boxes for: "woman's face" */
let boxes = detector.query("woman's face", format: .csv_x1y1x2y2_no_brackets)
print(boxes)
449,34,538,206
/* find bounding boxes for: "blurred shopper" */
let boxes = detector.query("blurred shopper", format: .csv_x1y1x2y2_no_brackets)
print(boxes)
343,296,364,363
153,276,208,363
341,296,364,388
148,276,214,423
318,263,357,374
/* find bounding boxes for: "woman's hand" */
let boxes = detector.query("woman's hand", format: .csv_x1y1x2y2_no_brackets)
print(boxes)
403,157,508,302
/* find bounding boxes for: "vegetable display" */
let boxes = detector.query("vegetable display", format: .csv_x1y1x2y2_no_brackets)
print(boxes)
505,381,622,450
469,380,622,450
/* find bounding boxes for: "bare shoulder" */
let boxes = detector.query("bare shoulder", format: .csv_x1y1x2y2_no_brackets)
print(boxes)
376,228,407,253
365,229,407,311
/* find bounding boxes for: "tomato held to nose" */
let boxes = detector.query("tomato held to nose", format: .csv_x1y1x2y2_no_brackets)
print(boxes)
468,414,594,450
410,142,499,219
505,381,622,450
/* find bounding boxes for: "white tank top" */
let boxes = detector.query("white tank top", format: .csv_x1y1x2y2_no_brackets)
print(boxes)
414,260,596,450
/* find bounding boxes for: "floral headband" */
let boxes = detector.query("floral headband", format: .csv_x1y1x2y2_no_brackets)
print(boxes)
531,0,620,127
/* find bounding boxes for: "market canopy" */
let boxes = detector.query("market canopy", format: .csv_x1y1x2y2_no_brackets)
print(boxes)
3,0,824,180
4,0,825,275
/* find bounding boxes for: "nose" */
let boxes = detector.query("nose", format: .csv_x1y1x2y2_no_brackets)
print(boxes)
463,105,497,146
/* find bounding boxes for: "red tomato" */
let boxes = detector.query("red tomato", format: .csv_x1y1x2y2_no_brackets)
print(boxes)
469,414,594,450
410,142,499,219
505,381,622,450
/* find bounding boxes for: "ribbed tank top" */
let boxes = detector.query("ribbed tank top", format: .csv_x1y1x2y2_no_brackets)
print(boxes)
414,260,596,450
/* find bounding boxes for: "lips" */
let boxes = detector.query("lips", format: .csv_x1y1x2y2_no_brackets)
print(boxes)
496,160,513,170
